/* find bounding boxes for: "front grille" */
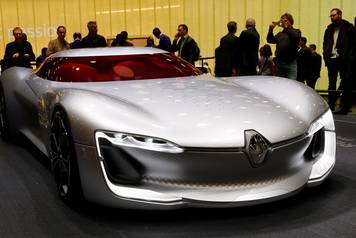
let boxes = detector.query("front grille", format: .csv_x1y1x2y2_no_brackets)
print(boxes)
97,133,314,187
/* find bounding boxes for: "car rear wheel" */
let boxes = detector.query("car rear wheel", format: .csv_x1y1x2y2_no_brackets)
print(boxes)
50,110,83,205
0,84,10,141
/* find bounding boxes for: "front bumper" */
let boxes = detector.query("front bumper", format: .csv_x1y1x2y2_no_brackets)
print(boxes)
74,128,336,209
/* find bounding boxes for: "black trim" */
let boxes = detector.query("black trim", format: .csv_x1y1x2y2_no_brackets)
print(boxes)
99,138,143,185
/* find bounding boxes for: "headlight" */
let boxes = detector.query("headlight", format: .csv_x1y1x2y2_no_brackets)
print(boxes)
308,109,335,135
95,131,184,154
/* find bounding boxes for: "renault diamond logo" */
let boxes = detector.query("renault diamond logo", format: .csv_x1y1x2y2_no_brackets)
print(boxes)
244,130,270,168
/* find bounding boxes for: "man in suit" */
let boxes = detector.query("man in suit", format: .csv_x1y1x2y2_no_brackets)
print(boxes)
297,37,312,84
214,21,240,77
239,18,260,75
308,44,322,89
171,24,200,65
152,27,171,52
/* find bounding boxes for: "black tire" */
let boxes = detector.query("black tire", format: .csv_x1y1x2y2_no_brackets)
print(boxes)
0,84,11,141
49,109,83,205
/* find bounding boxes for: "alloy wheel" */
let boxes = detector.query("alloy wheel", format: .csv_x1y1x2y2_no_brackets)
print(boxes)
0,88,9,139
50,111,72,198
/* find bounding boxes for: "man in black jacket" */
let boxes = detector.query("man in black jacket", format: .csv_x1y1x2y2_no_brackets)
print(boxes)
152,27,171,52
267,13,301,80
80,21,107,48
2,27,35,72
297,37,312,84
323,8,354,112
214,21,239,77
333,19,356,114
239,18,260,76
171,24,200,65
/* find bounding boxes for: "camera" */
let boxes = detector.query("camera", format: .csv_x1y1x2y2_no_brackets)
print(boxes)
273,20,282,27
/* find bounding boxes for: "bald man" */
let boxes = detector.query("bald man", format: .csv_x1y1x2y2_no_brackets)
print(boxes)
239,18,260,75
47,26,70,56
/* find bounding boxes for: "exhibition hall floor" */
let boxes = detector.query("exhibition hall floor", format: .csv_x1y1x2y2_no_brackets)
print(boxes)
0,114,355,238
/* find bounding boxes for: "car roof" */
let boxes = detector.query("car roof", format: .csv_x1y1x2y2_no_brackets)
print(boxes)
52,47,168,57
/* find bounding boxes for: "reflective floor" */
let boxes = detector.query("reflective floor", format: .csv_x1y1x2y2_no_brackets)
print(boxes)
0,114,355,238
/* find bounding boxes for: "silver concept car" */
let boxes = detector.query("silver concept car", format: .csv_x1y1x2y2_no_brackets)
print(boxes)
0,47,336,209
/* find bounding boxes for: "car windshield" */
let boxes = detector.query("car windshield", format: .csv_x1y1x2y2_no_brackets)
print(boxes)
36,53,202,82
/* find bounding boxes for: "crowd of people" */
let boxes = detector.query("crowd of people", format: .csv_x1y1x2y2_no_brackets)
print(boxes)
214,9,356,114
1,8,356,114
1,21,200,68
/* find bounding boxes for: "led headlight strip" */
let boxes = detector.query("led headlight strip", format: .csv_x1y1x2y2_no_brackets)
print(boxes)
307,109,336,184
95,131,184,156
307,109,335,136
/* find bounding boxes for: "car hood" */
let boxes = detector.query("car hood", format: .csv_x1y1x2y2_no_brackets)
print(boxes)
41,75,328,147
80,75,328,147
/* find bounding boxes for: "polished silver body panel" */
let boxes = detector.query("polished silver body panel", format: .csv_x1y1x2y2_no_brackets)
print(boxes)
0,47,336,209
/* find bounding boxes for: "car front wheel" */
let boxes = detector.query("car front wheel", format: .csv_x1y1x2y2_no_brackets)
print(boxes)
0,84,10,141
49,109,83,205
